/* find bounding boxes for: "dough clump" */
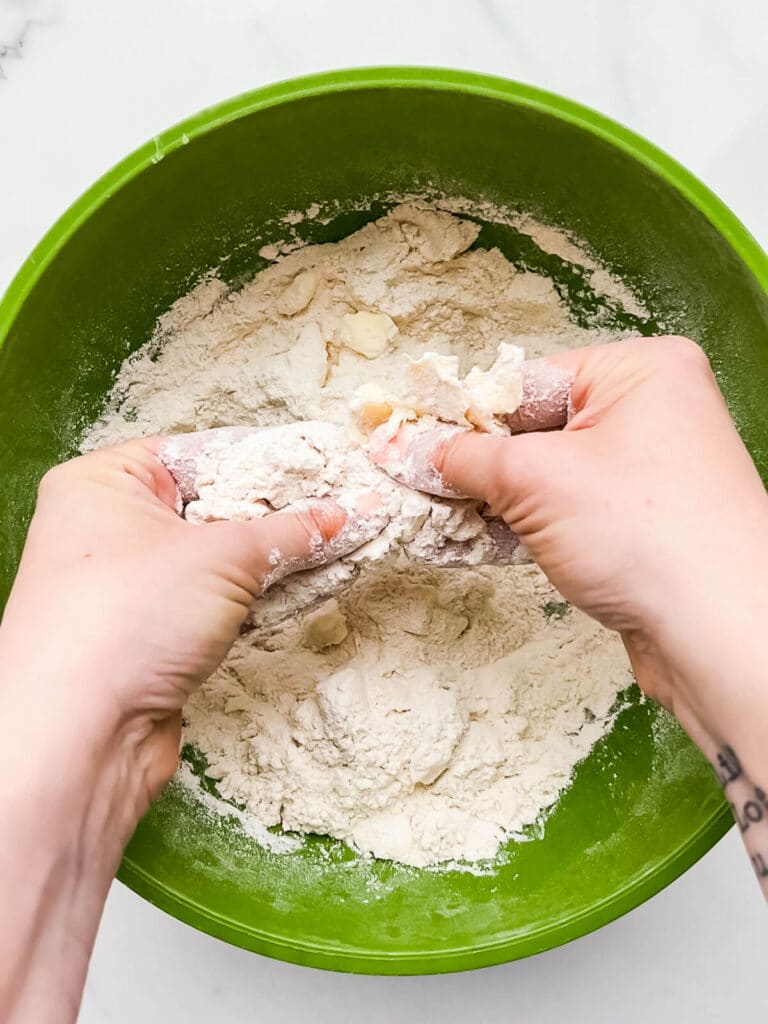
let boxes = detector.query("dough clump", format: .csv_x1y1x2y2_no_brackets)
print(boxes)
353,342,524,434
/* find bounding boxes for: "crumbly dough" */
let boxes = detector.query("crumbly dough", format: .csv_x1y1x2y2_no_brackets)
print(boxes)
83,201,637,867
351,342,524,434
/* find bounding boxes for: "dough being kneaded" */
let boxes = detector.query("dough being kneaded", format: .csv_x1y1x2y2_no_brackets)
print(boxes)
351,342,524,435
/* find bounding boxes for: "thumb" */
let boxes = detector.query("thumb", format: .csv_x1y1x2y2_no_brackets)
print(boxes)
201,494,389,593
372,420,555,513
437,430,553,510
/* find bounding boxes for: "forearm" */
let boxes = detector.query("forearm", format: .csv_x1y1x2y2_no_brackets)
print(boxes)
680,646,768,897
0,792,119,1024
628,544,768,895
0,667,141,1024
709,743,768,896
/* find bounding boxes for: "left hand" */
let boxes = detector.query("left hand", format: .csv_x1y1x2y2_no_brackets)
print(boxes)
0,435,386,1024
0,436,373,819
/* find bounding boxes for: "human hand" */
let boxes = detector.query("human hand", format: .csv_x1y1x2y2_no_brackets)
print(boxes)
0,435,382,817
372,337,768,760
0,434,386,1023
163,424,531,587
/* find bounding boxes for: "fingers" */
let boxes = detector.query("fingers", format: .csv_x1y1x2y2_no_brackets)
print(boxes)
369,352,576,498
371,419,505,503
265,491,390,586
372,398,566,507
209,492,390,593
505,359,574,433
435,430,533,505
41,437,182,514
257,500,348,586
417,517,530,568
156,427,258,503
538,336,711,422
119,439,182,512
370,338,696,502
369,421,470,496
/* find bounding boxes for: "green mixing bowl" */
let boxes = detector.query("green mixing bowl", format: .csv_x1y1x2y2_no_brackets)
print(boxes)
2,68,767,974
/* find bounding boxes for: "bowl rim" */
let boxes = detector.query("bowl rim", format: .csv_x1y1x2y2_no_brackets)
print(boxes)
2,66,768,335
1,66,759,973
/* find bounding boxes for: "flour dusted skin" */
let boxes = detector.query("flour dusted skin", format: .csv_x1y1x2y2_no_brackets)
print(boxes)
84,202,637,866
160,418,528,630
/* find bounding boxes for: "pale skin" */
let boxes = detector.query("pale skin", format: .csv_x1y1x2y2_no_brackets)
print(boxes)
373,336,768,892
0,439,368,1024
0,336,766,1022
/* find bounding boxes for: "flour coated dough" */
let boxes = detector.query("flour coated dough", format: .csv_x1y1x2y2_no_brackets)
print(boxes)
352,342,524,434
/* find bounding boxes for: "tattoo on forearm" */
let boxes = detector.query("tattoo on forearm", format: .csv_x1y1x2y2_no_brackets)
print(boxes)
715,744,742,786
712,743,768,892
730,789,768,833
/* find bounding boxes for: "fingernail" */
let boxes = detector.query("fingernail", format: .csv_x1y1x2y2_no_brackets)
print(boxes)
351,489,385,516
368,421,412,467
261,496,390,593
299,496,389,562
369,421,468,498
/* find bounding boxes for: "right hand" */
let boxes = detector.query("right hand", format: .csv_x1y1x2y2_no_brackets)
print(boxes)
372,337,768,760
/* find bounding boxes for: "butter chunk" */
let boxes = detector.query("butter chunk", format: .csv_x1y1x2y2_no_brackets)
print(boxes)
339,311,398,358
302,601,349,651
463,343,525,432
277,269,321,316
350,383,396,432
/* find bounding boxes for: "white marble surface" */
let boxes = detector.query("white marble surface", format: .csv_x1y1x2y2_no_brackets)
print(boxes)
1,0,766,1020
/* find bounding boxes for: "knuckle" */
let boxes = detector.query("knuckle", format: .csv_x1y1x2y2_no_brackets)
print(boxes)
295,507,322,542
495,436,532,491
488,433,551,511
495,448,521,495
654,334,711,370
482,439,519,504
435,430,465,479
37,461,75,498
438,429,496,478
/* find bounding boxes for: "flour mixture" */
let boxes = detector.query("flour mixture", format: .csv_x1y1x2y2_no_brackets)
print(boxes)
84,201,640,867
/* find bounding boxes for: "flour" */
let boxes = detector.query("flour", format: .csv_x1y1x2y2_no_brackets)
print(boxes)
83,201,639,867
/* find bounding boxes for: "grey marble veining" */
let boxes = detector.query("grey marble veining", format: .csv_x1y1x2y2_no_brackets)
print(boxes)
0,0,58,81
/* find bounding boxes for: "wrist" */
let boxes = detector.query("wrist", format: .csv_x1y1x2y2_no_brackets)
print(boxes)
629,543,768,779
0,647,156,856
0,679,136,1024
0,685,140,867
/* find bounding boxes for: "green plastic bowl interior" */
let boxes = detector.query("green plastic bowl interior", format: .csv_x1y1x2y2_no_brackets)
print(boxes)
2,68,767,974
